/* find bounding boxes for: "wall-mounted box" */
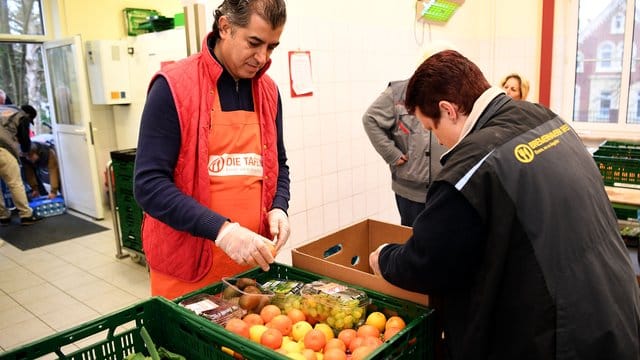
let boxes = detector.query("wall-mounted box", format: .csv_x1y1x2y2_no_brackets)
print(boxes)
85,40,131,105
415,0,465,25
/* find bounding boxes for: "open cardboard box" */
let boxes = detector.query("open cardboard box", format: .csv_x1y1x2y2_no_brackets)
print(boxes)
291,219,429,305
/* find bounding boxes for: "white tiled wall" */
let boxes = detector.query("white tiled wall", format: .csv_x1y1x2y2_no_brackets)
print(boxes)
113,0,543,264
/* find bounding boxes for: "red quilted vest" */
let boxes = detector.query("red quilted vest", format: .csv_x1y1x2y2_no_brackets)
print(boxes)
141,33,279,282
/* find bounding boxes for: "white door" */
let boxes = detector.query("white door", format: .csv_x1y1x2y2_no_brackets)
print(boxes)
43,35,104,219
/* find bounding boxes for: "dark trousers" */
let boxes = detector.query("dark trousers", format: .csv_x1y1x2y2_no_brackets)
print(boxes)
395,194,425,227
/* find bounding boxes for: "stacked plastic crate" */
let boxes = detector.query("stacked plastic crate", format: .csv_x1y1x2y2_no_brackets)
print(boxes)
110,149,144,255
593,140,640,222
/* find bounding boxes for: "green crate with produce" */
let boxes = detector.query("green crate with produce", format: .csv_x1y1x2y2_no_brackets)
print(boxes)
174,262,435,360
0,297,251,360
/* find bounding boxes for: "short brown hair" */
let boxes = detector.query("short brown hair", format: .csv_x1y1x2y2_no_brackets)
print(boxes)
405,50,491,125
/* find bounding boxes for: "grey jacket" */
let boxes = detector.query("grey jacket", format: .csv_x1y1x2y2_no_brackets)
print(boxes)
363,80,444,203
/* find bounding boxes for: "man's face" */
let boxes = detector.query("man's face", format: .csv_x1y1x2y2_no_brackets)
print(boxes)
415,104,464,149
217,14,284,79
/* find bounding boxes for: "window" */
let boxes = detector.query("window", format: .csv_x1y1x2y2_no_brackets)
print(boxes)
577,51,585,72
0,0,51,133
598,91,612,119
596,42,614,71
611,13,625,34
0,0,45,36
571,0,640,127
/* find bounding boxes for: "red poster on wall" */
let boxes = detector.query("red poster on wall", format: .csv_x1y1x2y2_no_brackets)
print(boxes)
288,51,313,97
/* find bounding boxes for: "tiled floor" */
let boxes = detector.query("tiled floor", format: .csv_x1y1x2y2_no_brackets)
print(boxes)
0,208,150,353
0,207,638,356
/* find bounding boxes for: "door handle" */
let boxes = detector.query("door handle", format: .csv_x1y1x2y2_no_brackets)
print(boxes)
88,121,95,145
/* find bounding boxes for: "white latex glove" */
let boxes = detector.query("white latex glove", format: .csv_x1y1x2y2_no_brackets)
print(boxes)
268,208,290,252
369,243,389,276
215,222,275,271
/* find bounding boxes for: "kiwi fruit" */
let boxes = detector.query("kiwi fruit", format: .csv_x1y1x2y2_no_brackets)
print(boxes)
236,278,257,290
238,293,261,310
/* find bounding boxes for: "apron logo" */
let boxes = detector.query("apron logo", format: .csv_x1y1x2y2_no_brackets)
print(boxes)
209,156,225,173
208,153,263,177
514,144,535,163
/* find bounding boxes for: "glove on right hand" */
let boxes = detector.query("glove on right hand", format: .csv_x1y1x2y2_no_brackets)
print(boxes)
215,222,275,271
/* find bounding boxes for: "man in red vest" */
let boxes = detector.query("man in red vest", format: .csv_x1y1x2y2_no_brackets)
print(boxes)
134,0,290,299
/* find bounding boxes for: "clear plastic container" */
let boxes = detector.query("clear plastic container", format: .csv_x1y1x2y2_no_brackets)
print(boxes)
299,279,370,333
178,293,245,326
220,277,275,314
260,278,305,311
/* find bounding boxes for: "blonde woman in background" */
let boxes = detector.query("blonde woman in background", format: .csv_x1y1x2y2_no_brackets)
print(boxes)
500,73,529,100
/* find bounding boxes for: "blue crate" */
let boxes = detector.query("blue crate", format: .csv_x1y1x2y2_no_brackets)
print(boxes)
29,195,66,218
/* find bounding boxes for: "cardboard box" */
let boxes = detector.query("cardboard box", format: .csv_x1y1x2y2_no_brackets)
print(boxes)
292,219,429,305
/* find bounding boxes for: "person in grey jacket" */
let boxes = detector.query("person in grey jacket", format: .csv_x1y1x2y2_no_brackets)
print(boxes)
0,104,42,225
363,80,445,226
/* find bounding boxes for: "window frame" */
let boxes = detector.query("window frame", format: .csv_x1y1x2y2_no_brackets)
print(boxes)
0,0,54,42
555,0,640,140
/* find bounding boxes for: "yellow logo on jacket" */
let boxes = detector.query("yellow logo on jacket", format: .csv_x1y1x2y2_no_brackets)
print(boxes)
514,123,571,163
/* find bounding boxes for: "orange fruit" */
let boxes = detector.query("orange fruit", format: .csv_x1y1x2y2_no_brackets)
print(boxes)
225,318,250,339
323,347,347,360
260,304,281,324
260,328,283,349
243,313,264,327
313,323,334,341
356,324,380,339
365,311,386,332
383,326,402,341
361,335,383,348
351,345,376,360
266,242,276,257
300,348,317,360
267,314,293,336
348,336,364,353
287,308,306,324
385,316,406,331
337,328,357,348
324,338,347,353
303,329,327,352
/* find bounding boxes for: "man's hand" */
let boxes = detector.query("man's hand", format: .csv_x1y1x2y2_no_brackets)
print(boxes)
369,243,389,276
216,222,275,271
47,192,56,200
395,154,408,166
268,208,290,252
29,190,39,199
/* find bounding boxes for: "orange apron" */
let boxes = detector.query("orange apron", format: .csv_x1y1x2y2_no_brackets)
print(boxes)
150,91,263,299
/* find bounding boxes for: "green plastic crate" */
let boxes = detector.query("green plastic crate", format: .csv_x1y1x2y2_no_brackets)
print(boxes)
0,297,249,360
174,263,435,360
593,140,640,188
110,149,144,254
612,202,640,222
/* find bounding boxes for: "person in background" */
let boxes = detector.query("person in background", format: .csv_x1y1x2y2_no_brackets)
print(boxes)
369,50,640,359
500,72,529,100
363,78,445,226
22,140,61,200
134,0,291,300
0,89,13,105
0,104,43,225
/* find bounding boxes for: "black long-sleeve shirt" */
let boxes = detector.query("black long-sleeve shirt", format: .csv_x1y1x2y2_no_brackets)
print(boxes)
378,181,485,295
